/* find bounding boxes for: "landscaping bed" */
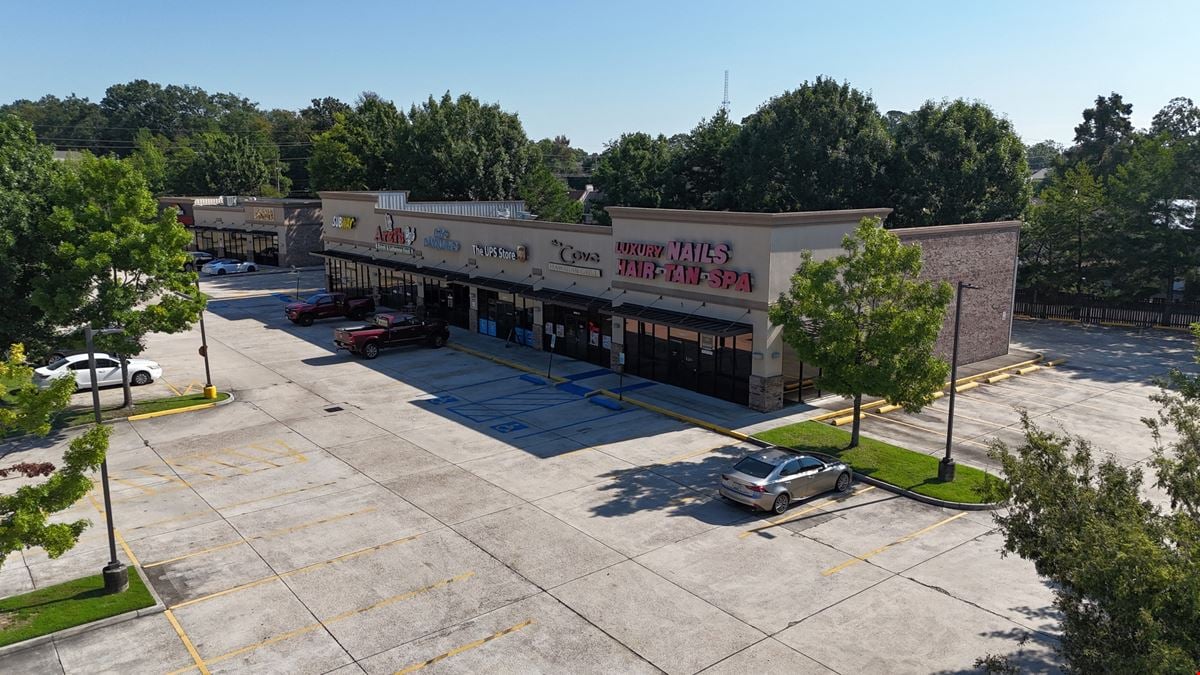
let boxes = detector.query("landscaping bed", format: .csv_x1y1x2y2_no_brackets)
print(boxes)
0,572,155,647
54,391,230,428
754,420,1003,504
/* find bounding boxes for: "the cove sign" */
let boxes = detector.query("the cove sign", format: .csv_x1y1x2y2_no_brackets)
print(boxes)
615,240,753,293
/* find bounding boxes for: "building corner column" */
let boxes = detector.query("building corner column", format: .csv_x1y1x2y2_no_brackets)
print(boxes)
749,314,784,412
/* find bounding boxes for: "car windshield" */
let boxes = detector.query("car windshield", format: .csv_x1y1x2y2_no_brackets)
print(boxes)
304,294,327,304
733,457,776,479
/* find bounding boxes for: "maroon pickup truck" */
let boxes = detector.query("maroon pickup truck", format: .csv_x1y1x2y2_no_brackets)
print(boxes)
334,313,450,359
285,293,375,326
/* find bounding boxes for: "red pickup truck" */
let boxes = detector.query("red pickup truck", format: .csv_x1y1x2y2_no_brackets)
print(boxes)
334,313,450,359
285,293,375,326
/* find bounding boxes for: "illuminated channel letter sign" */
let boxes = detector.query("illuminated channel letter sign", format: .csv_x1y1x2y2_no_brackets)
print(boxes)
253,207,276,221
331,215,356,230
424,227,461,251
376,213,417,255
472,243,527,262
615,240,753,292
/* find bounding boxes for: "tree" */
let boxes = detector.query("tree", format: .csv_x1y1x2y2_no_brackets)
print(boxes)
665,109,739,210
0,115,62,354
1150,97,1200,140
888,100,1030,227
0,94,105,154
532,135,586,176
300,96,352,134
725,77,893,212
1026,139,1064,172
769,218,952,446
518,163,583,223
1019,164,1107,297
126,129,169,195
396,92,531,200
308,94,406,192
1,345,111,570
34,153,204,405
591,132,674,218
266,108,313,195
983,324,1200,671
1065,93,1136,178
169,131,275,196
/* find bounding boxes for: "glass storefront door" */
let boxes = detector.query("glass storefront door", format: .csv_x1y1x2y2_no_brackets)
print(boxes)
224,232,250,261
252,234,279,266
541,304,609,367
623,320,750,405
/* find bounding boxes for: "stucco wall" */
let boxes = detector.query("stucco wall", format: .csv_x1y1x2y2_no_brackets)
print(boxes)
895,223,1020,365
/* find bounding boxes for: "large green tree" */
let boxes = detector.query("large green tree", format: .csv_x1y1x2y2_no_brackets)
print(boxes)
770,218,952,446
1065,93,1136,179
1150,97,1200,140
1026,139,1065,172
888,100,1030,227
665,109,739,210
984,329,1200,671
725,77,893,212
396,92,531,200
308,93,406,192
591,132,674,218
518,163,583,223
169,131,276,196
1019,164,1108,297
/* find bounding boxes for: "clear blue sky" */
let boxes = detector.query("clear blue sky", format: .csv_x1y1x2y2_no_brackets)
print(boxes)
2,0,1196,152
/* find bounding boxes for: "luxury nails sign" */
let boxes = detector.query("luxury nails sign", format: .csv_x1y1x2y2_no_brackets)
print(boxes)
615,240,753,293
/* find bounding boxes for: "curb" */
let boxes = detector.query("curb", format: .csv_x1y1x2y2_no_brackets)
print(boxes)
809,354,1047,423
126,392,236,421
0,566,164,657
442,339,1001,510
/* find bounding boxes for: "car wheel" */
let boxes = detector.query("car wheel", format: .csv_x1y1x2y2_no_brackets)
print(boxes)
298,314,314,327
836,472,852,493
217,269,227,275
362,342,379,359
131,371,152,386
431,334,446,348
246,265,256,272
771,493,790,514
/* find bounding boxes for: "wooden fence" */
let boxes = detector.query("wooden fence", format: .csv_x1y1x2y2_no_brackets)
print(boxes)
1014,290,1200,328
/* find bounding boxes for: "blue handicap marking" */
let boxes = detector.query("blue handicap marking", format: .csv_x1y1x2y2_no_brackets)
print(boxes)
490,421,529,433
426,394,460,406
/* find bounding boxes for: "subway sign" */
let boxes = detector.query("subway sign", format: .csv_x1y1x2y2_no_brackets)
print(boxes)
615,240,752,293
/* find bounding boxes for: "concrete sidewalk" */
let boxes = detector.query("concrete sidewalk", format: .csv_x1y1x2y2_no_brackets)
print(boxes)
445,326,1043,440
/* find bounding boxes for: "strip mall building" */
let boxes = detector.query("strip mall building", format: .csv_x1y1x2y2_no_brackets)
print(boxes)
316,191,1019,412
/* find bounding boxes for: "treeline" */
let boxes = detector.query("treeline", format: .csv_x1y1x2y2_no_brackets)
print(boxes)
5,78,1198,300
1022,95,1200,301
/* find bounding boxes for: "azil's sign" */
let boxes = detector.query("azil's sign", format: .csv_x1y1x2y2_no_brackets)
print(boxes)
253,207,276,221
615,240,752,293
376,213,417,254
332,215,356,230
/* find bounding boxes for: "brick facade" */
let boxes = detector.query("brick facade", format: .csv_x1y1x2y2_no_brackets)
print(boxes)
896,222,1020,365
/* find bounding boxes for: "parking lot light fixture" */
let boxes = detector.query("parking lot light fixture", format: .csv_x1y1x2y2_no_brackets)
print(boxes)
941,281,980,483
84,324,130,595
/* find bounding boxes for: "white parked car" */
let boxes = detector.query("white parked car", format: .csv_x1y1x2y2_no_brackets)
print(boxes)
33,353,163,390
201,258,258,275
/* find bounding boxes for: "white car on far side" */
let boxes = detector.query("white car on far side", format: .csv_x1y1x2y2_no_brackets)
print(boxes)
201,259,258,275
33,353,163,390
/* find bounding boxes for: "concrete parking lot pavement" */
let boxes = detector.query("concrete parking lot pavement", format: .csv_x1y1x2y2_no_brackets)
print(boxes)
850,319,1198,476
0,272,1065,674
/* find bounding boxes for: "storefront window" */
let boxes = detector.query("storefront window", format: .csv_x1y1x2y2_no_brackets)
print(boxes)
620,319,749,405
380,269,419,310
325,259,372,298
252,235,279,266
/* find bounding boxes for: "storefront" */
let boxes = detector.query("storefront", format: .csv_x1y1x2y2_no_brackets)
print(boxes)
166,197,324,267
316,190,1021,412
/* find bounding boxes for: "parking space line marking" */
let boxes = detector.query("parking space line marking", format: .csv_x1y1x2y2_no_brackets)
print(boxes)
821,512,968,576
182,382,196,395
143,507,380,568
167,572,475,674
162,378,182,397
165,609,211,675
222,447,283,468
168,532,425,610
87,493,144,566
199,455,251,475
112,476,157,494
661,445,725,464
215,482,339,511
396,618,534,674
166,460,225,480
863,412,990,448
133,466,189,487
739,486,876,539
959,387,1110,415
124,509,216,532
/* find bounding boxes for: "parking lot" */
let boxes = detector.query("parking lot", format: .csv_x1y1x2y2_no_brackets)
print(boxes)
0,272,1074,673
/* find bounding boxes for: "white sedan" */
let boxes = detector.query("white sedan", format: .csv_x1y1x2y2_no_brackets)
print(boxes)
33,353,163,390
201,259,259,275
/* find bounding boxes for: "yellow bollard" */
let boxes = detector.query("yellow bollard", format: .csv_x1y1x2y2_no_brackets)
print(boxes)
203,385,218,400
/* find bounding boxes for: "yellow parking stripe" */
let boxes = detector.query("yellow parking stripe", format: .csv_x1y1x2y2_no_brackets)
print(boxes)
739,486,876,539
396,618,535,674
165,609,211,675
821,512,968,576
166,572,473,674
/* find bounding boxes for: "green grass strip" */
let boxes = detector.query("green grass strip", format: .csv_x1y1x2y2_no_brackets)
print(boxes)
52,391,230,428
0,571,155,647
753,420,1003,504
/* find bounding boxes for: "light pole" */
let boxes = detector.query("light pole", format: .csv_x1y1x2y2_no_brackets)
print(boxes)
941,281,980,483
84,324,129,594
175,280,216,399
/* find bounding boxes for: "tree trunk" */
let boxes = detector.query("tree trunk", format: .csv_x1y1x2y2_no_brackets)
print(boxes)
850,393,862,448
119,356,133,409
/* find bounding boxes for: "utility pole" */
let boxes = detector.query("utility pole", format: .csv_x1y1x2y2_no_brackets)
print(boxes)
85,324,129,594
941,281,980,482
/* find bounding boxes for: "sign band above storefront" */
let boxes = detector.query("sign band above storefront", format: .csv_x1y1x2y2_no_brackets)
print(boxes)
614,239,752,292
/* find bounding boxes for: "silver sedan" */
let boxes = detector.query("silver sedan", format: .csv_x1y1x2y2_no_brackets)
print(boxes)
719,448,853,514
